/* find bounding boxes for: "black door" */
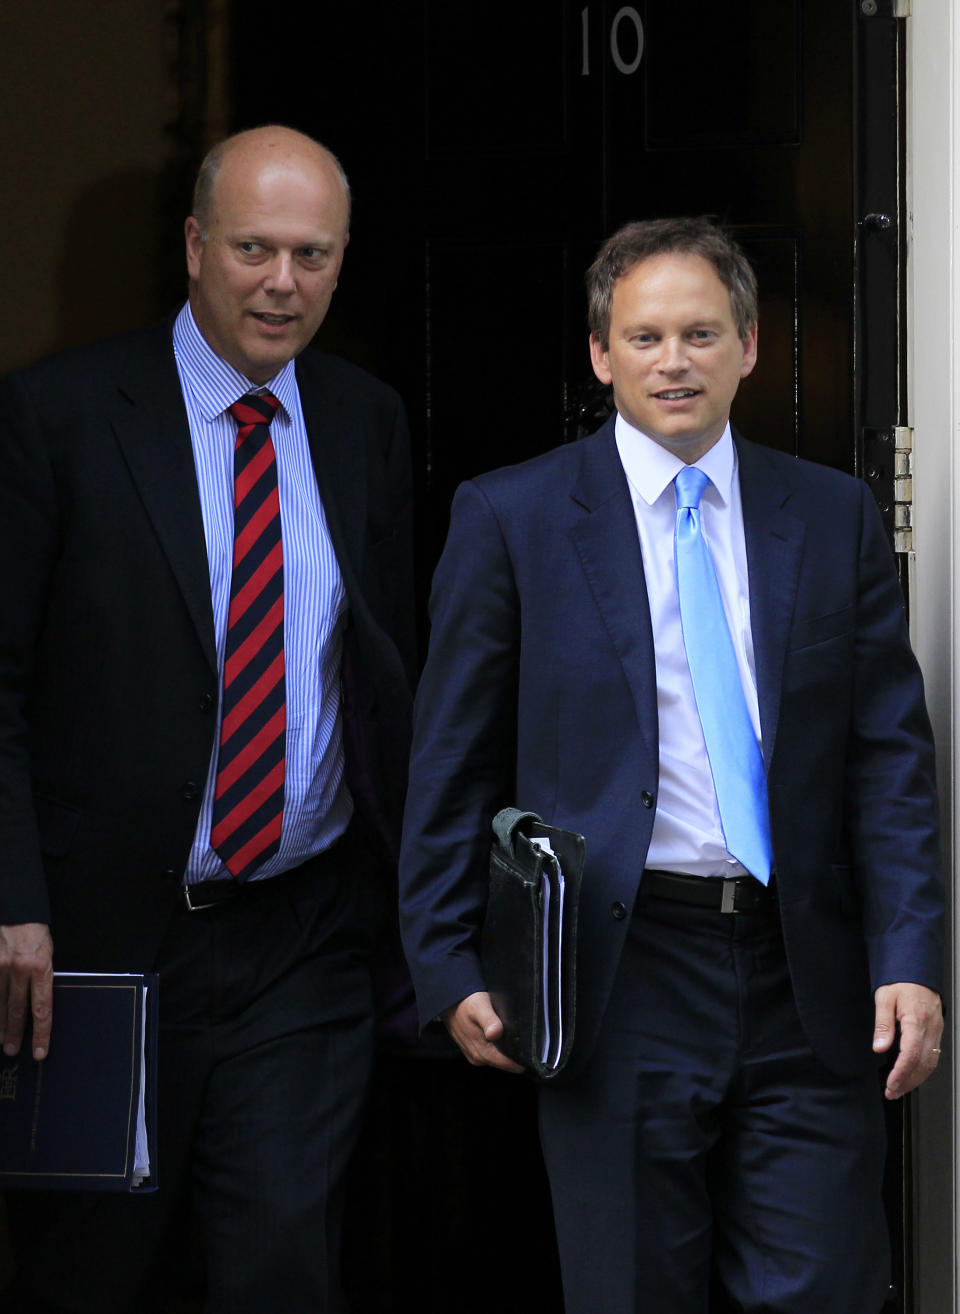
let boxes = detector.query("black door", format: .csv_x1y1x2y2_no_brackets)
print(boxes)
231,3,907,1309
232,0,877,529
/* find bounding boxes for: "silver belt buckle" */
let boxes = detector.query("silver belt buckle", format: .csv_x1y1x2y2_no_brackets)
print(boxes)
182,884,219,912
720,880,738,914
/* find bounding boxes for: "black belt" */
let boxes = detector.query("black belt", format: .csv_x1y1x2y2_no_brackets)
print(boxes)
182,878,246,911
643,868,773,914
181,839,346,912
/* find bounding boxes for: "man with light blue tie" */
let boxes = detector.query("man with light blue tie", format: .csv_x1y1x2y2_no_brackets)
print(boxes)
399,216,945,1313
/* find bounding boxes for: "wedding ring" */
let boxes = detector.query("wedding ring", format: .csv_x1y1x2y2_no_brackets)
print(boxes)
932,1048,942,1055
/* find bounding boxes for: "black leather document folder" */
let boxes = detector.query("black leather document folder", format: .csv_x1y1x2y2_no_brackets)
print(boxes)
482,808,584,1080
0,972,158,1191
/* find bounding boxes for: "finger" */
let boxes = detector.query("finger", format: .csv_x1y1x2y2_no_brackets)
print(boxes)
461,1035,525,1072
449,1014,524,1072
442,993,500,1051
479,1009,504,1042
884,1017,940,1099
477,1047,525,1074
872,988,897,1054
885,1046,938,1099
3,977,29,1057
29,973,53,1060
464,994,504,1036
472,1013,525,1071
885,1050,916,1099
442,992,527,1073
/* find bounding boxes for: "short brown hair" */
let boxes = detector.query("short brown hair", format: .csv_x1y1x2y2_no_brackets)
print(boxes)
586,216,758,349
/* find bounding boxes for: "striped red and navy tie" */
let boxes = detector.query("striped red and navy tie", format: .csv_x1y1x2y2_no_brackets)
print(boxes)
211,391,286,880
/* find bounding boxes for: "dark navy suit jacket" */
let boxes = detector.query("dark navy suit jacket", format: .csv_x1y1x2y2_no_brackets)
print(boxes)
0,317,415,973
399,420,943,1078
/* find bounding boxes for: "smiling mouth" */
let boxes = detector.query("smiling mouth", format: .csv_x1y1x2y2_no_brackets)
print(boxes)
252,312,295,326
654,389,699,400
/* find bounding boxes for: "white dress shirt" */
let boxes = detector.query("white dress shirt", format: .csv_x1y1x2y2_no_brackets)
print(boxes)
615,414,763,877
173,303,352,883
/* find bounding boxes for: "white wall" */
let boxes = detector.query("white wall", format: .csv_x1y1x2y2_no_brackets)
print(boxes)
906,0,959,1306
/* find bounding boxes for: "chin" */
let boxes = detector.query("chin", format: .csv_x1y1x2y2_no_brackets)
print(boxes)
247,351,289,380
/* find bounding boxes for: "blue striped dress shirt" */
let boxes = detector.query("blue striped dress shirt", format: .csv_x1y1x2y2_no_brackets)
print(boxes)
173,303,352,884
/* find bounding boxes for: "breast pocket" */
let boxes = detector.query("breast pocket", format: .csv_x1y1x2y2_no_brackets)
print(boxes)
788,604,855,654
783,606,855,693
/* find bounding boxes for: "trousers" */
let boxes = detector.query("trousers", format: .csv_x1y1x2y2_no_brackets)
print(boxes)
539,884,890,1314
3,844,373,1314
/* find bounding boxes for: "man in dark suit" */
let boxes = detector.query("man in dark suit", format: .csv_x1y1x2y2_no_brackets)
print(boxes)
399,217,944,1313
0,125,414,1312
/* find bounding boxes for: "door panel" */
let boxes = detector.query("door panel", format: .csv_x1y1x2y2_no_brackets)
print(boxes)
231,3,905,1309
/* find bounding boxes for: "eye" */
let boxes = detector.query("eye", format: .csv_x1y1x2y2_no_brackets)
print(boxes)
299,246,330,267
237,241,264,258
689,329,716,343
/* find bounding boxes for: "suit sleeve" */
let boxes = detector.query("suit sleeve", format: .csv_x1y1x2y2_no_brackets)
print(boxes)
0,373,58,926
846,483,943,994
398,479,520,1027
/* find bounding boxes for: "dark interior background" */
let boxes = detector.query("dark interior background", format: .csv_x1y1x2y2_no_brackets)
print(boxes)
0,1,911,1310
224,3,907,1310
228,0,865,596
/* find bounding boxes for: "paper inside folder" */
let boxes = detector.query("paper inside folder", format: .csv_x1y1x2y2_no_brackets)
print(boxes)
132,983,150,1187
529,836,566,1069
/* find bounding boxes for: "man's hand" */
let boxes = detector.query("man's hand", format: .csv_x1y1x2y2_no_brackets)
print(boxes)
0,923,54,1060
873,982,943,1099
442,991,525,1074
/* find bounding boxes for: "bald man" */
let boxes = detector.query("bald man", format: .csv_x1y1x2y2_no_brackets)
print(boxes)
0,126,415,1313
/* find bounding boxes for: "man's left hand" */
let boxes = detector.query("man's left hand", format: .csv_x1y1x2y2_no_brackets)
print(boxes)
873,982,943,1099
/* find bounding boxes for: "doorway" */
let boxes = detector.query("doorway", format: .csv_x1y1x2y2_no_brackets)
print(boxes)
228,2,911,1308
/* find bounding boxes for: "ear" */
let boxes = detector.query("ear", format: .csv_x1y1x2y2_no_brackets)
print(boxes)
739,322,758,379
333,232,349,289
184,216,204,281
589,333,613,385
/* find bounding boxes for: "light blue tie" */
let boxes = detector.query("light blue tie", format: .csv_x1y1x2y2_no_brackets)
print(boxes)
674,466,772,884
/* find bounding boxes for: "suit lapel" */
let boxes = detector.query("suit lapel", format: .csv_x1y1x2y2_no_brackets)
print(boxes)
736,434,805,767
107,335,371,680
569,425,658,762
110,323,217,674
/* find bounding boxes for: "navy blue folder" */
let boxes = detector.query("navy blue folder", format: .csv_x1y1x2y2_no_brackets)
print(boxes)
0,973,158,1191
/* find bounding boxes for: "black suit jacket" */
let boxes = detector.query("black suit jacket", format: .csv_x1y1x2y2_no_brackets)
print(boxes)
399,421,943,1078
0,317,415,972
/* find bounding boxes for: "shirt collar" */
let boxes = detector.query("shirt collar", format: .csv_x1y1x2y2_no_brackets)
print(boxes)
172,301,297,423
614,412,736,508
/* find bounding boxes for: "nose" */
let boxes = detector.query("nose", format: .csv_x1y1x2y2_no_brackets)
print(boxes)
658,336,689,373
263,253,296,295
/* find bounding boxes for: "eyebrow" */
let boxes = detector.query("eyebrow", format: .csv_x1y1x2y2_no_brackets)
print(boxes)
621,317,727,334
231,231,336,249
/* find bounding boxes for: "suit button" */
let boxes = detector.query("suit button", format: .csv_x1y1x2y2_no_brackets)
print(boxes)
182,781,201,800
641,790,654,809
199,693,215,713
611,901,627,921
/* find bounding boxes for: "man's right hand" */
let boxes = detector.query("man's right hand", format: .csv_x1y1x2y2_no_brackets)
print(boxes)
0,923,54,1059
441,991,525,1074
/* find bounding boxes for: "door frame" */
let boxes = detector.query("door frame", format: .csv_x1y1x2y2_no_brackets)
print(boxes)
905,0,959,1308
